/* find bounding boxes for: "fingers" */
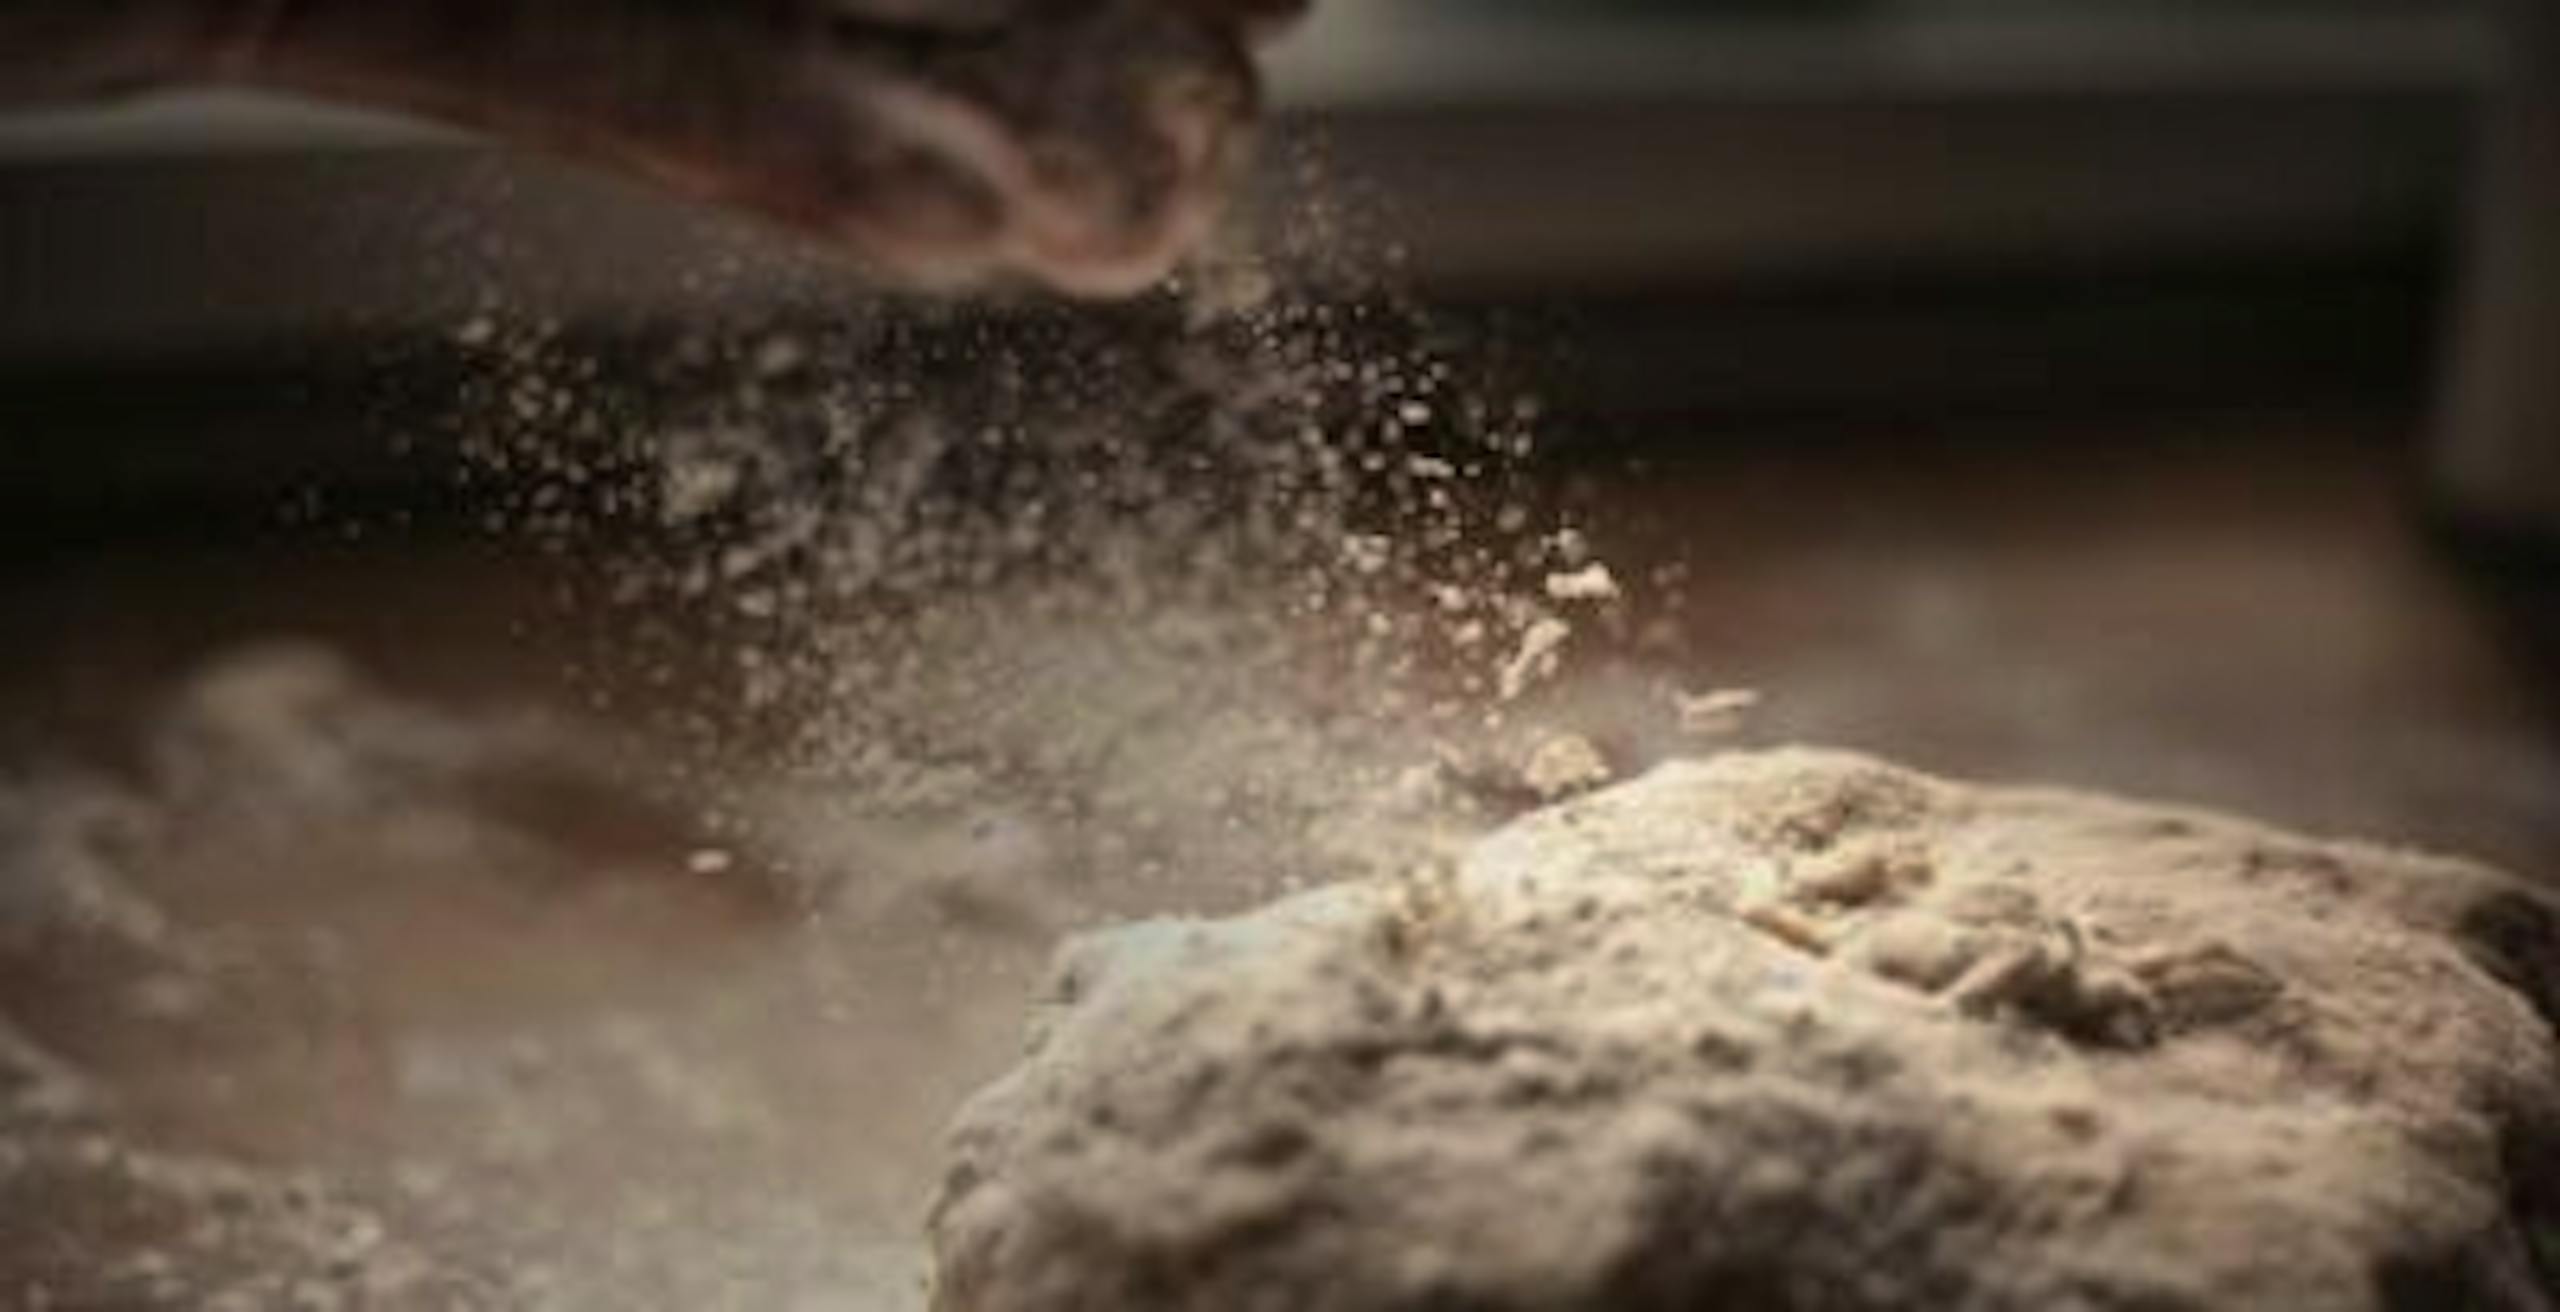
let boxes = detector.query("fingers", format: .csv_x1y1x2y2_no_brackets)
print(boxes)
1184,0,1312,45
241,0,1293,295
809,0,1264,292
820,0,1304,45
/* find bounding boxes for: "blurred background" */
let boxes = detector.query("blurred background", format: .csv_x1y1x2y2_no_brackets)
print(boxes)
0,0,2550,846
3,4,2558,1305
0,1,2510,490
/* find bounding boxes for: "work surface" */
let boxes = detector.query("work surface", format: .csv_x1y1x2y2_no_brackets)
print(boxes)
0,408,2551,1307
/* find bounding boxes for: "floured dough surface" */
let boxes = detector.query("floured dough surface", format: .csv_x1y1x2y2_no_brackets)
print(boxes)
931,748,2560,1312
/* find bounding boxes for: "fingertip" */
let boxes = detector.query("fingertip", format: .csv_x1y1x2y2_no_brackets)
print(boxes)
1195,0,1313,46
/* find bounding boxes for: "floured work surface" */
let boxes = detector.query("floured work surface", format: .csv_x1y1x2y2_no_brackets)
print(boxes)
4,641,2555,1310
0,642,1142,1310
934,749,2560,1312
0,607,1551,1311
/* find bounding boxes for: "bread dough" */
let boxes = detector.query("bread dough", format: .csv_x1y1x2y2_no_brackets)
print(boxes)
931,748,2560,1311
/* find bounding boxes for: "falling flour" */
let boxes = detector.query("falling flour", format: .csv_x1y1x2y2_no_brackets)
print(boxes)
435,167,1674,906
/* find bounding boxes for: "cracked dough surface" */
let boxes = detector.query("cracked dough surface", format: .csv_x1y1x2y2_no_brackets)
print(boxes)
931,748,2560,1312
